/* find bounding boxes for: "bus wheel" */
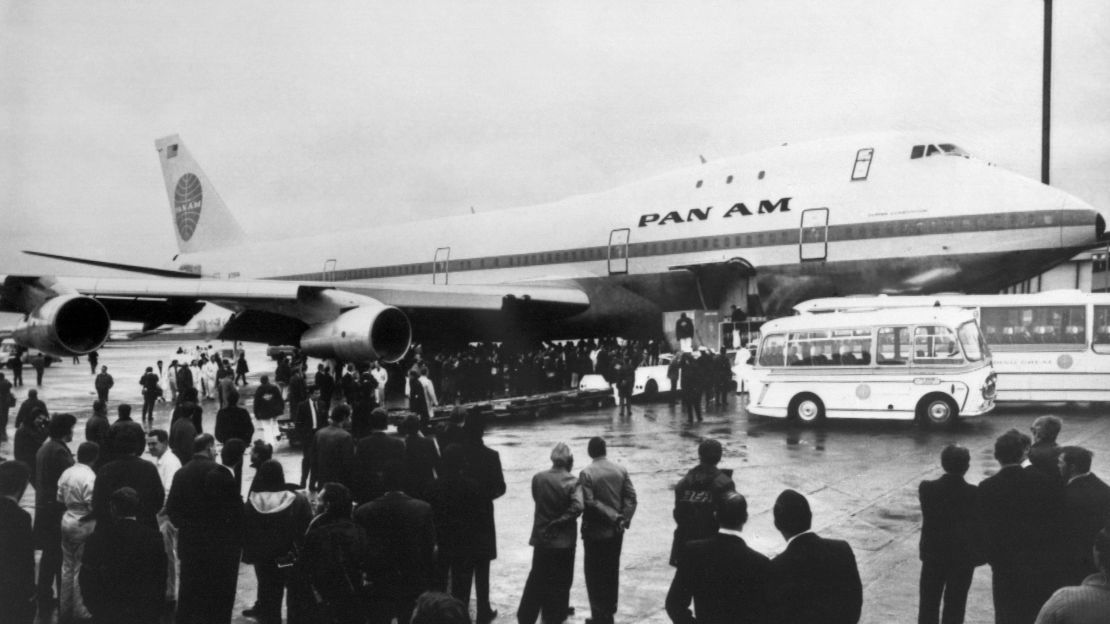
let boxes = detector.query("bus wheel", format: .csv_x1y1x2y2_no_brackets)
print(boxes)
790,394,825,424
643,379,659,400
919,395,957,427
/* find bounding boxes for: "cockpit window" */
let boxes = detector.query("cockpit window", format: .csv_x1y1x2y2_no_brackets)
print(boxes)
911,143,972,160
938,143,970,157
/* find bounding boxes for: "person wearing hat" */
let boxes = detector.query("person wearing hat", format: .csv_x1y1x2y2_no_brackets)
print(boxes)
242,460,312,623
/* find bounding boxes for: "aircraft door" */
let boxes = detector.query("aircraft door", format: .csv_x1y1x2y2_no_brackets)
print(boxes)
322,259,337,282
799,208,829,261
433,247,450,284
608,228,630,275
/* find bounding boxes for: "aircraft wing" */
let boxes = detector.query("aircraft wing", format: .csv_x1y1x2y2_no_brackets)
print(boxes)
0,273,590,360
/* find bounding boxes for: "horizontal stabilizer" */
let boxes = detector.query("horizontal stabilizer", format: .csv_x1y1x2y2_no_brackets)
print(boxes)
23,251,201,279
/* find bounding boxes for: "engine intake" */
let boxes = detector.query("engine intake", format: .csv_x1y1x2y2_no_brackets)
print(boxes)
11,294,110,356
299,302,411,363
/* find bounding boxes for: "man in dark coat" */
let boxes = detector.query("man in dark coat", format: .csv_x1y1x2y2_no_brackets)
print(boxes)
767,489,862,624
139,366,161,424
355,460,437,624
351,407,406,505
918,444,985,624
253,374,284,445
670,439,735,566
400,413,440,500
309,404,355,492
459,412,506,624
34,412,76,610
295,385,328,488
0,460,36,624
80,487,166,624
675,312,695,352
15,388,47,429
92,421,165,531
169,407,198,465
14,410,48,485
215,387,255,445
165,433,244,624
172,387,204,435
1058,445,1110,585
94,366,114,404
666,493,769,624
0,372,12,441
679,354,702,423
427,443,487,604
1028,415,1063,483
978,429,1064,624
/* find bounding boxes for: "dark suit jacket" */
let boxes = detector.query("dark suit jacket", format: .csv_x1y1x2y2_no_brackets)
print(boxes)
214,405,254,444
403,433,440,499
169,416,197,465
80,518,167,624
918,473,985,566
977,464,1063,568
460,440,506,559
310,425,354,490
351,431,406,504
768,532,863,624
164,455,243,557
1062,472,1110,582
354,491,436,600
666,532,771,624
92,454,165,529
296,399,328,434
84,413,110,448
33,438,73,544
0,497,35,620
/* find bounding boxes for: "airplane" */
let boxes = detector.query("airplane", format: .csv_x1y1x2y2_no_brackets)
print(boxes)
3,132,1106,363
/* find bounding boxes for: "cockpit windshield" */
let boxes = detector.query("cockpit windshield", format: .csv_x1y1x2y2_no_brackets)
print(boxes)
910,143,972,160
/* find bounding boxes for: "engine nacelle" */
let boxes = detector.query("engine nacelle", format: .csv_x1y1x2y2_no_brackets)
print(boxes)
299,302,412,363
11,294,111,356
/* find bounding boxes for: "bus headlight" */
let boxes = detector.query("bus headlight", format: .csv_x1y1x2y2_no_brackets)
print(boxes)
981,373,997,400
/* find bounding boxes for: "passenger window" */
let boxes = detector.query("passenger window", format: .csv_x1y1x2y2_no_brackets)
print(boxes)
913,326,962,365
877,327,910,365
926,145,941,156
981,305,1085,347
1094,306,1110,354
911,145,925,159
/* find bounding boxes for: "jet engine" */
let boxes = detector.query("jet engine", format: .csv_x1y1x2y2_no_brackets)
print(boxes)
299,301,412,363
11,294,111,356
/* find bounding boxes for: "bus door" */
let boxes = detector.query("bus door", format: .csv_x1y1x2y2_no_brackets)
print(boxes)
433,247,450,284
608,228,630,275
800,208,828,261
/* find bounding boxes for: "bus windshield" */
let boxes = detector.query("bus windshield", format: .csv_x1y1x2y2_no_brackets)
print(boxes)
958,320,988,362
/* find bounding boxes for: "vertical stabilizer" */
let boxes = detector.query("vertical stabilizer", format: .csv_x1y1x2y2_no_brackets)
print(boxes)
155,135,247,254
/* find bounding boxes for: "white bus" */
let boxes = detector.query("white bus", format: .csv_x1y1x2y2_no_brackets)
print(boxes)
746,308,996,425
796,290,1110,403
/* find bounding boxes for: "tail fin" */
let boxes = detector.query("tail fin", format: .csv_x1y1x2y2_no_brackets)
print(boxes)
155,135,247,254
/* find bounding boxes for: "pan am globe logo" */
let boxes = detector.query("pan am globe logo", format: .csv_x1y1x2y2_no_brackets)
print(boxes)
174,173,203,241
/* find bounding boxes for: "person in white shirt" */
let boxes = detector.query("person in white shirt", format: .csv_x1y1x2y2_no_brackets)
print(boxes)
56,441,98,622
370,361,389,407
147,428,183,605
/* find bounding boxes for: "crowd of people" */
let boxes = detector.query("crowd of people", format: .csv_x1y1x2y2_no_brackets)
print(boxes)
2,342,1110,624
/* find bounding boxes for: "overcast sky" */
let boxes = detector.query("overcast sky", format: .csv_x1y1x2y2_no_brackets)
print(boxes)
2,0,1108,274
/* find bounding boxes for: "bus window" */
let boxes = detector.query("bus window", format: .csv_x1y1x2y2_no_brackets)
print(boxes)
1094,306,1110,354
759,334,786,367
980,305,1085,346
914,326,963,365
957,321,988,362
877,327,910,365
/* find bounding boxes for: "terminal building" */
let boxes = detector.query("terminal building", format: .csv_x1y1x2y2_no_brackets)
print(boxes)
1006,249,1110,294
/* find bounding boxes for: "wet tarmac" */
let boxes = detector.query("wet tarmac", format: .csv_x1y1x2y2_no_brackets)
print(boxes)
6,339,1110,624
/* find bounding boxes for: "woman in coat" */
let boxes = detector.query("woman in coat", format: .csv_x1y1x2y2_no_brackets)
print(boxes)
243,461,312,624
